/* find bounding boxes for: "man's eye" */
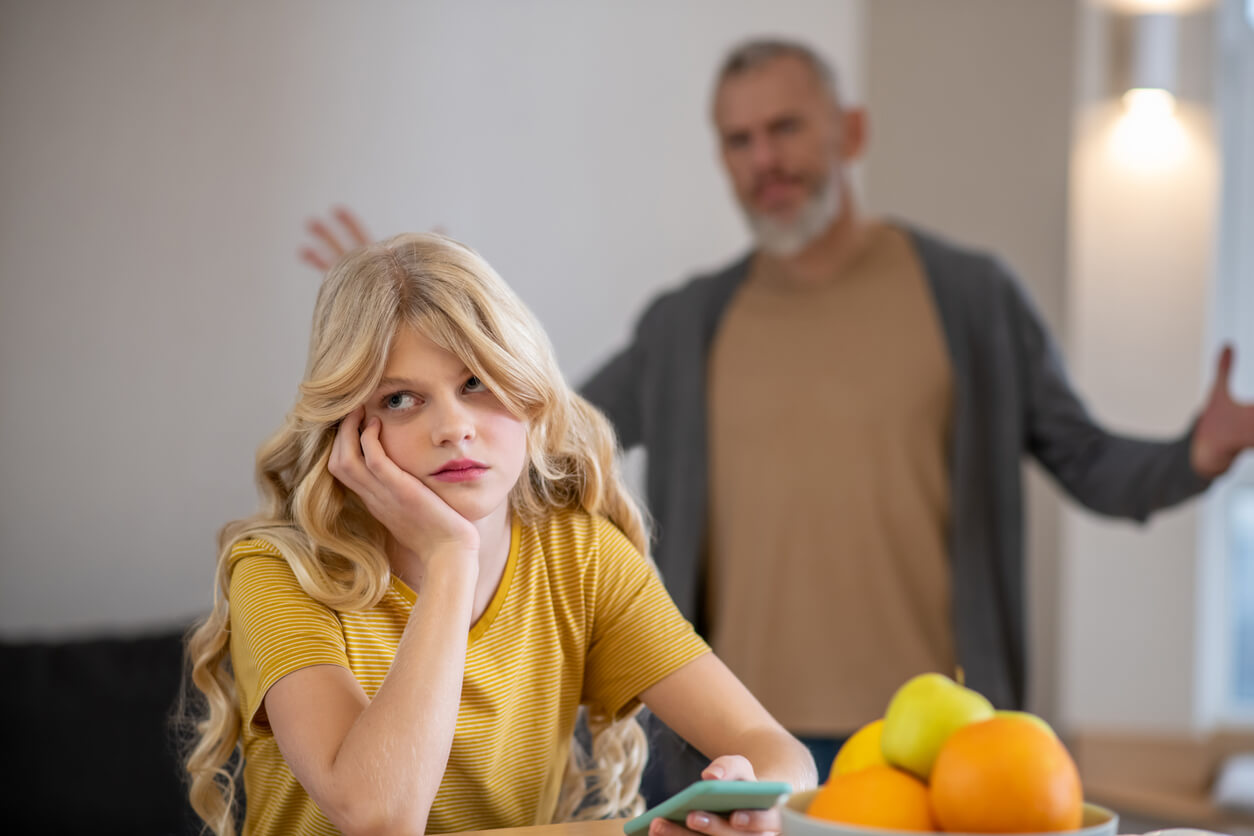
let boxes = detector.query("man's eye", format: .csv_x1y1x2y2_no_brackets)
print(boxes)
384,392,417,410
464,376,487,393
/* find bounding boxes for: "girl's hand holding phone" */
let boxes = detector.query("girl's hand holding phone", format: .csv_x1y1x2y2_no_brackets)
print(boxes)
329,407,480,563
647,756,784,836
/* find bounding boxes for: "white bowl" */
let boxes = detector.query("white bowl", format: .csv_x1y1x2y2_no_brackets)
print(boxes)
780,788,1119,836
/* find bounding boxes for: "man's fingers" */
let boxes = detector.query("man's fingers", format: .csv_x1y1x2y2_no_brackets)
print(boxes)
334,206,371,247
307,218,346,255
1217,344,1235,386
302,210,371,273
300,247,332,272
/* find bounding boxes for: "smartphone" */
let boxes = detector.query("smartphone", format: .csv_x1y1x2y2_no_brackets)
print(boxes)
622,779,792,836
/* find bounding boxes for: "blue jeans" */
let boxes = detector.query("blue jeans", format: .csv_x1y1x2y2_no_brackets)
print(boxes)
797,735,848,783
639,714,849,807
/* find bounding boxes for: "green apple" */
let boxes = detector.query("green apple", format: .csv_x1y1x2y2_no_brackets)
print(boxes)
995,709,1057,737
881,673,994,780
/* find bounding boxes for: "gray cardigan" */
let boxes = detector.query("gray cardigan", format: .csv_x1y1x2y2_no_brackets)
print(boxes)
580,224,1209,710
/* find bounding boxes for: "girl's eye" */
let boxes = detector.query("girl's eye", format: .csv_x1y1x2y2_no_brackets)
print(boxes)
383,392,418,410
464,376,487,393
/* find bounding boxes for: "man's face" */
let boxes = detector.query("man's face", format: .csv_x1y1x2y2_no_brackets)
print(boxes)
713,55,847,232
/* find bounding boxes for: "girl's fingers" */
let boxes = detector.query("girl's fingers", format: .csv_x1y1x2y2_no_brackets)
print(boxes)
727,809,779,832
676,812,775,836
357,418,441,512
358,417,407,486
329,409,370,489
702,755,755,782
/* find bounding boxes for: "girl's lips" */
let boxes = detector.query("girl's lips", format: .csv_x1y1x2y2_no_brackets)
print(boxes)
432,459,488,483
432,466,488,483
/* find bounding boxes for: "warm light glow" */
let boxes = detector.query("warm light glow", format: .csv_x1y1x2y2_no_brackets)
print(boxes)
1111,89,1187,170
1103,0,1212,12
1122,87,1176,118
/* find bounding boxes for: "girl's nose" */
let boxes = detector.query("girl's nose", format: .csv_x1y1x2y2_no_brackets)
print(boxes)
431,400,475,446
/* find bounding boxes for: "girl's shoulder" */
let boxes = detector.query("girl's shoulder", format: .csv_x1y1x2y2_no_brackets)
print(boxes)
525,507,627,548
224,537,306,600
228,537,284,563
522,508,642,572
225,537,289,578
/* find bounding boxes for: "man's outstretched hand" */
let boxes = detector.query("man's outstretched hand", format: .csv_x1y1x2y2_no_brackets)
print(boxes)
1191,345,1254,480
299,206,372,272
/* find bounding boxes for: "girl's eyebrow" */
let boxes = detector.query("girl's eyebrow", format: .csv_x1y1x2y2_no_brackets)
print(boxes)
376,376,418,388
375,367,471,389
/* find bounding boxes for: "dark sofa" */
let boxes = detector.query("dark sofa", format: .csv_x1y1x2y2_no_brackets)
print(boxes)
0,625,205,835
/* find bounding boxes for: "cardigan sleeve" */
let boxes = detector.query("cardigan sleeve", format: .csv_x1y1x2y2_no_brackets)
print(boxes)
1005,260,1211,520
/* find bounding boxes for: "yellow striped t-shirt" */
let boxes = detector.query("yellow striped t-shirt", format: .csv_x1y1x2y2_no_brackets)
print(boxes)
227,508,710,836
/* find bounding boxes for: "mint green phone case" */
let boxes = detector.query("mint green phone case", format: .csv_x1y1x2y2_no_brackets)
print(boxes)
622,780,792,836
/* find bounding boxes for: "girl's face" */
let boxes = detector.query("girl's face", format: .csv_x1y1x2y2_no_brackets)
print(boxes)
363,326,528,527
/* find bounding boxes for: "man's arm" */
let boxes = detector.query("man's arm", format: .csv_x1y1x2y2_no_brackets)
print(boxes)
1010,267,1216,521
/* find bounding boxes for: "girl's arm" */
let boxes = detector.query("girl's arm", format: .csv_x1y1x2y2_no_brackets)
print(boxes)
640,653,818,836
263,411,482,836
263,552,475,836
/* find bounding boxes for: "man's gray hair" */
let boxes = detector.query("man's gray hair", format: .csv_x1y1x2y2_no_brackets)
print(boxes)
714,38,843,104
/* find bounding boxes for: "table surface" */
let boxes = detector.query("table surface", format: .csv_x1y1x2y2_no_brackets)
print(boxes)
452,820,628,836
446,814,1168,836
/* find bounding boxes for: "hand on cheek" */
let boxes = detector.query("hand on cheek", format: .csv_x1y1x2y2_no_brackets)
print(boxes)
329,408,479,558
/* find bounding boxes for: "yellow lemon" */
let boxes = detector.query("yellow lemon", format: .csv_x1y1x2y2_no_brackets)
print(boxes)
830,718,887,778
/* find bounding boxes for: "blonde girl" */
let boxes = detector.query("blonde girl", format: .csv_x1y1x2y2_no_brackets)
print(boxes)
183,233,815,836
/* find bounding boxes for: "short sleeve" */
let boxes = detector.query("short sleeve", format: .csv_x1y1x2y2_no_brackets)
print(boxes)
228,541,350,733
583,519,710,720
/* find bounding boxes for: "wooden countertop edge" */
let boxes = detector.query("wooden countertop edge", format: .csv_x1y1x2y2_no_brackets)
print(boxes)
449,819,628,836
1084,780,1254,831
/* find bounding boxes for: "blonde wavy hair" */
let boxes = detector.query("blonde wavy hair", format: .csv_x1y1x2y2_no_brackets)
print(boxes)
182,233,651,835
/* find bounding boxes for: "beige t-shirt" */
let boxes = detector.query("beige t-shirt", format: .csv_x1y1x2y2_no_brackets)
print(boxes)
706,223,955,735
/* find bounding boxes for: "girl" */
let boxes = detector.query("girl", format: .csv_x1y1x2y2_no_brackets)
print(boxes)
183,233,815,836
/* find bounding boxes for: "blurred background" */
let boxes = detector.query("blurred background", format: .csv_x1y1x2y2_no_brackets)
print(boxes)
1,0,1252,826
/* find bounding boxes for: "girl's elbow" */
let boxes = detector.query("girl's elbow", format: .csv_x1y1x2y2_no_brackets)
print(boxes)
326,796,429,836
338,812,427,836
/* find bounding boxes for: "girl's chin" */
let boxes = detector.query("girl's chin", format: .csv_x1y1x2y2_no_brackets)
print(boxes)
440,495,510,526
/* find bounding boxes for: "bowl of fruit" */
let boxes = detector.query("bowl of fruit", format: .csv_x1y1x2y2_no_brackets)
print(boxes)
781,673,1118,836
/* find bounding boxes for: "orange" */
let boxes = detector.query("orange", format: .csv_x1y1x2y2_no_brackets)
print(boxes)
808,765,937,832
930,716,1083,833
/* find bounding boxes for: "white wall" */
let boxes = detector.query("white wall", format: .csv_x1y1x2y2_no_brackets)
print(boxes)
1061,2,1220,732
0,0,865,638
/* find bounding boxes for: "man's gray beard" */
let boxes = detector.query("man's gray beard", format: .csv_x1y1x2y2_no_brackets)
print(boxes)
746,168,843,258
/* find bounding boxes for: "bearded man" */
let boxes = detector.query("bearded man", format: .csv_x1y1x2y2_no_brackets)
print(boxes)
578,38,1253,796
